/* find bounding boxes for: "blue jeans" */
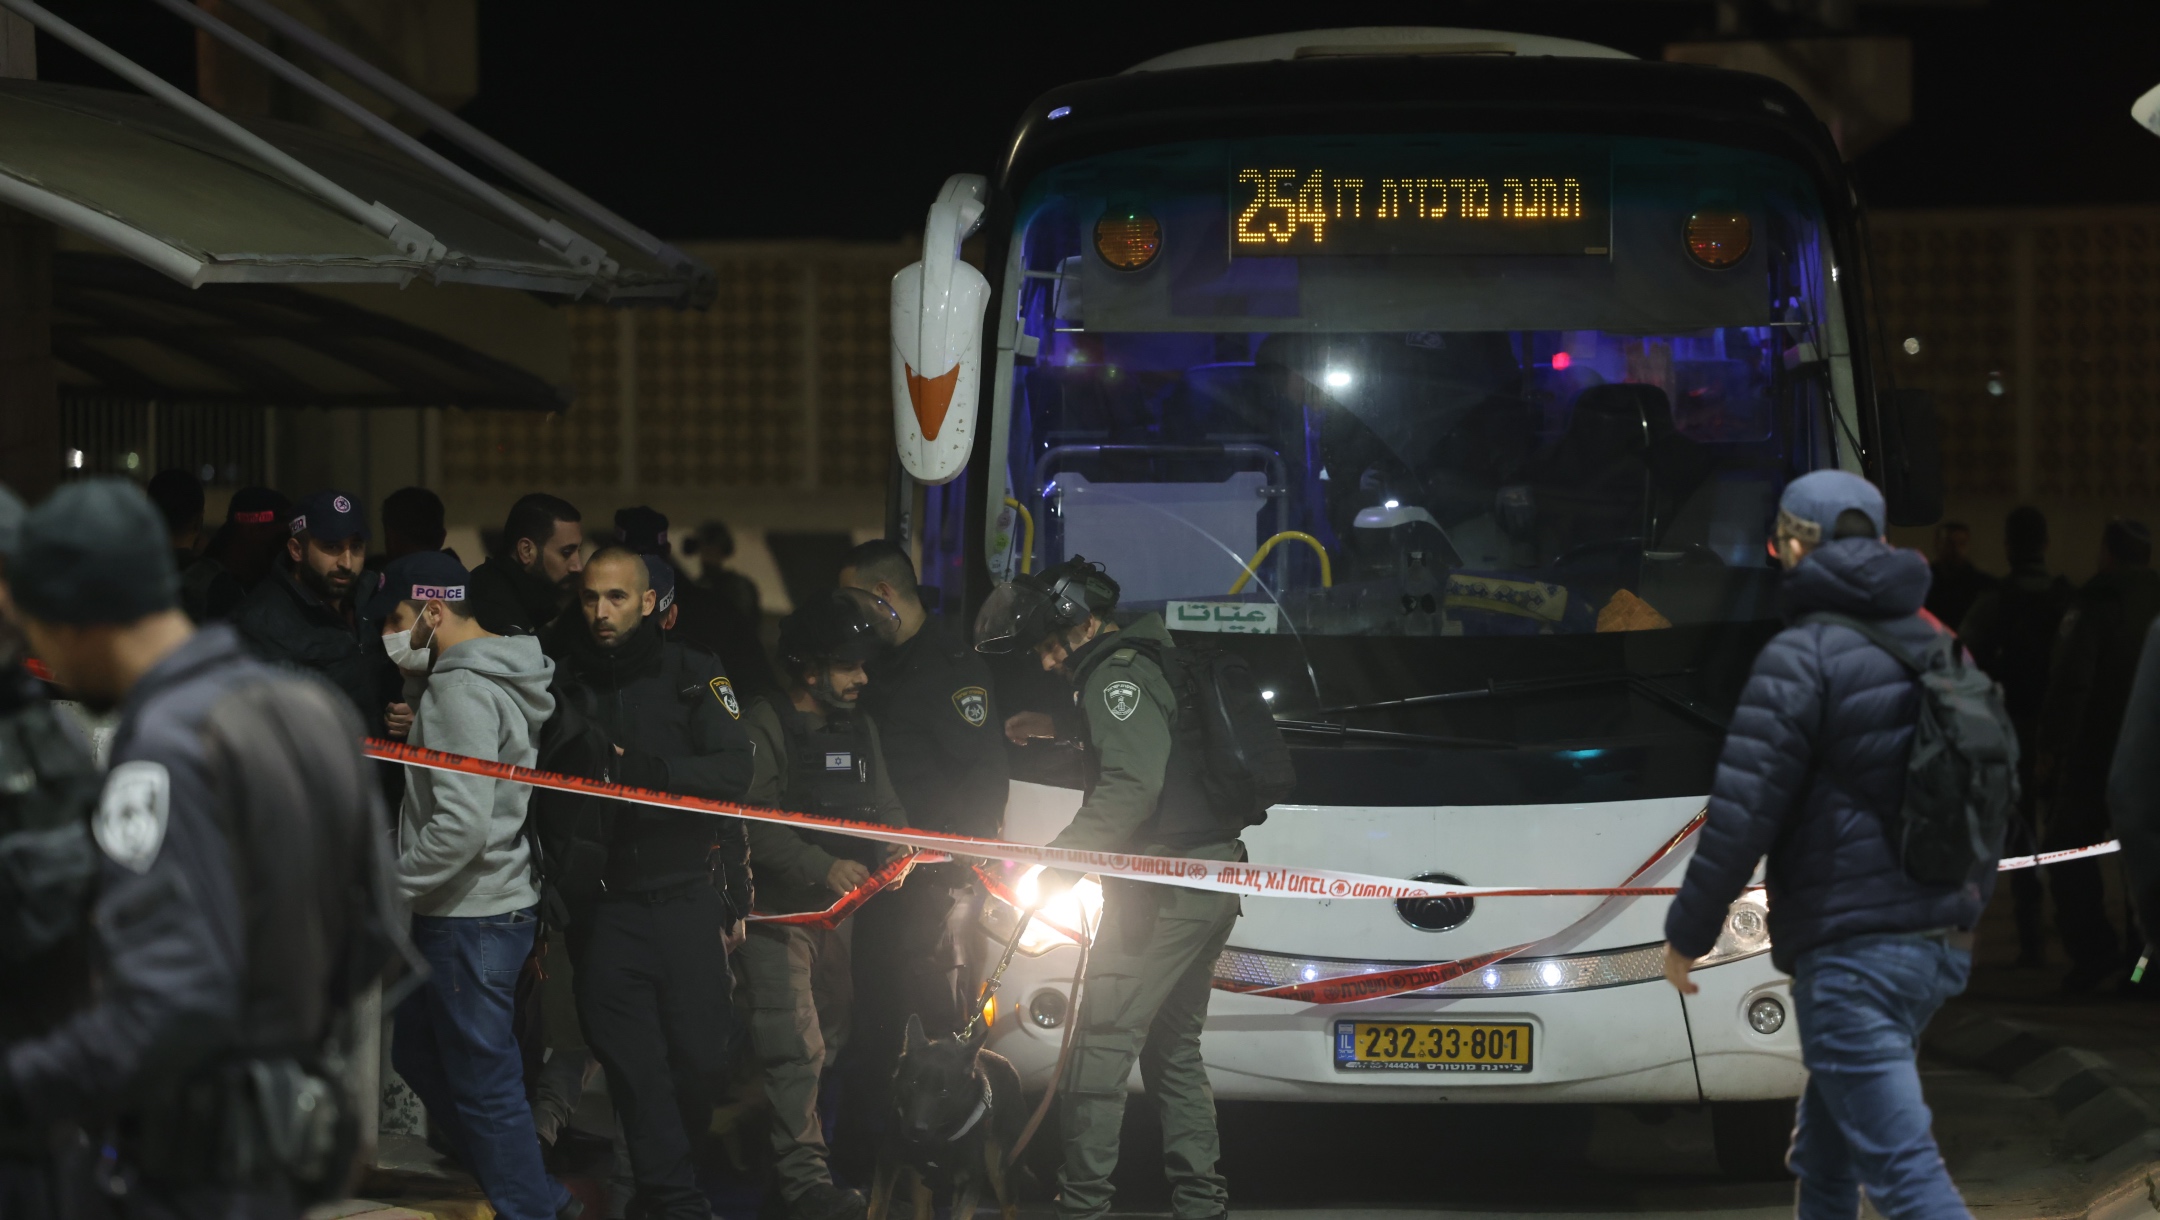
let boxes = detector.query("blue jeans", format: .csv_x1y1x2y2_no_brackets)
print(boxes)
394,907,568,1220
1790,932,1974,1220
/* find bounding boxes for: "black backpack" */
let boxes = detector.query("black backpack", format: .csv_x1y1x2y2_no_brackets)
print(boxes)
1802,612,2021,885
1092,635,1297,827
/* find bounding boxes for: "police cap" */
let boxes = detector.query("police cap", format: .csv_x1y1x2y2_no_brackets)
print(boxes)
616,505,670,556
779,588,885,672
291,489,368,543
364,550,470,622
643,554,676,614
11,478,179,624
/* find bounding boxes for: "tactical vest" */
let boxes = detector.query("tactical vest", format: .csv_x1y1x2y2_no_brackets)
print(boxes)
0,668,100,1045
1072,639,1235,849
780,707,887,866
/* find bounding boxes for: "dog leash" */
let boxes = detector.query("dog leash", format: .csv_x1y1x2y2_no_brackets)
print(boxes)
961,900,1036,1042
1006,907,1092,1171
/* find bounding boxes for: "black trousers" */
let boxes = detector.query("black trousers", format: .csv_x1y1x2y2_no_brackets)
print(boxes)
571,885,734,1220
2046,799,2133,972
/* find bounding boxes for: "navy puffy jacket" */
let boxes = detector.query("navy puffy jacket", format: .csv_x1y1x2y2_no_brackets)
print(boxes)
1664,538,1993,972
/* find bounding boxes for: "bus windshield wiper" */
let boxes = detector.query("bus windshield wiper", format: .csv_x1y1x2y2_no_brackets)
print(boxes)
1299,669,1729,733
1272,719,1521,750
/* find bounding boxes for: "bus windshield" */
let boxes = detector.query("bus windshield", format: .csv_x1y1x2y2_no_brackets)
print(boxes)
986,133,1856,746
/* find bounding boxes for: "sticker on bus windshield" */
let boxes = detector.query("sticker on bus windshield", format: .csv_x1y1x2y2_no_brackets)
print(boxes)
1168,601,1278,634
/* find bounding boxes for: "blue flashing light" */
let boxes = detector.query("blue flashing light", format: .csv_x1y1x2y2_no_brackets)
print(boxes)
1047,105,1072,121
1555,748,1606,761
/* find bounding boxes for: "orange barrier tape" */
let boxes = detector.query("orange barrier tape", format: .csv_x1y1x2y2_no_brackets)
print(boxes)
365,739,2120,909
746,851,949,930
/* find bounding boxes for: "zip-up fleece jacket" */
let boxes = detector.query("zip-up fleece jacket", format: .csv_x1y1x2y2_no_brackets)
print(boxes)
399,633,556,916
1664,538,1992,972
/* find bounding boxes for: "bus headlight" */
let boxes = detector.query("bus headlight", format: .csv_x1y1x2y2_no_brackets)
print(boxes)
981,871,1103,956
1695,894,1771,968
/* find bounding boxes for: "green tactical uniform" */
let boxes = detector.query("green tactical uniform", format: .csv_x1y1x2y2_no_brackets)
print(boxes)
1052,612,1241,1220
739,696,908,1204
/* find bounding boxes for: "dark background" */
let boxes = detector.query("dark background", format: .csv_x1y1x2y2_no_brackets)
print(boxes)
35,0,2160,239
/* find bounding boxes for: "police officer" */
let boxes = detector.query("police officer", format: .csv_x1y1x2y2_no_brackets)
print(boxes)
740,589,909,1220
975,557,1241,1220
2,478,408,1220
232,488,383,728
832,541,1006,1174
0,482,102,1220
551,546,753,1220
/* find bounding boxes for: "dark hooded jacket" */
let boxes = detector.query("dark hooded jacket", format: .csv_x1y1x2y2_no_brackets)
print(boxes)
468,556,569,642
231,567,381,731
1665,538,1993,972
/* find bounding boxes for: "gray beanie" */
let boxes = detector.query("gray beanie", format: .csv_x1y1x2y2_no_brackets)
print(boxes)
10,479,180,624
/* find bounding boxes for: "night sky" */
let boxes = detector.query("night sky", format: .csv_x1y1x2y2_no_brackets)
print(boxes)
36,0,2160,241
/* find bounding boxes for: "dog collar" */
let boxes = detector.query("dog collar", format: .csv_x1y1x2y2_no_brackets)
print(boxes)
941,1076,992,1143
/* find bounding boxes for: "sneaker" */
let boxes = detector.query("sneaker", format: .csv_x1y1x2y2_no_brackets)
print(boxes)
789,1182,867,1220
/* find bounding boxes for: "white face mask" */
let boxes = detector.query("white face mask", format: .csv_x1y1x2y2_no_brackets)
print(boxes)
382,621,434,675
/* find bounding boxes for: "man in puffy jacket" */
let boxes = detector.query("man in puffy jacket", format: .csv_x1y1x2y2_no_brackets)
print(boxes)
1663,471,1990,1220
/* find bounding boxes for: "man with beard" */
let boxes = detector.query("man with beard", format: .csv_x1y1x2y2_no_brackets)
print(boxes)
470,494,585,643
739,589,910,1220
233,489,382,728
551,548,753,1220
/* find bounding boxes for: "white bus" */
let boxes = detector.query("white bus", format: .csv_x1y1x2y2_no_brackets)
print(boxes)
886,27,1941,1176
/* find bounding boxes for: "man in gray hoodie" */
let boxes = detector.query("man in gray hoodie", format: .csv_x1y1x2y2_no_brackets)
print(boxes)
375,552,575,1220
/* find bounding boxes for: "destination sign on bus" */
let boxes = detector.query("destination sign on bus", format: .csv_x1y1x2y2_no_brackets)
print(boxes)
1229,162,1610,257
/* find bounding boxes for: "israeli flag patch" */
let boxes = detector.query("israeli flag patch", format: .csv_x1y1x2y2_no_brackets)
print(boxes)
825,752,853,772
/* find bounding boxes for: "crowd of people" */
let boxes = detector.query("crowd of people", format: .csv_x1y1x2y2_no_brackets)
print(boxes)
1928,511,2160,995
3,470,1044,1220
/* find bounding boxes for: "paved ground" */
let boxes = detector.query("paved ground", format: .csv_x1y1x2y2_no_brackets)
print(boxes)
329,886,2160,1220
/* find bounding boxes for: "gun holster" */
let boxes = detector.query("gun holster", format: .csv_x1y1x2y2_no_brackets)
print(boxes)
134,1055,354,1202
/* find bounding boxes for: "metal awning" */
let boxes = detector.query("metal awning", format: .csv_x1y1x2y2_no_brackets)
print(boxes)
0,0,713,305
52,252,568,410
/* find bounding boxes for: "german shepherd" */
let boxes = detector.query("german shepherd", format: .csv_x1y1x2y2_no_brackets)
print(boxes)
869,1016,1024,1220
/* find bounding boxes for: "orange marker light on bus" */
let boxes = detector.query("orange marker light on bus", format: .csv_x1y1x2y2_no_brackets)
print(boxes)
1685,212,1751,268
1095,208,1162,270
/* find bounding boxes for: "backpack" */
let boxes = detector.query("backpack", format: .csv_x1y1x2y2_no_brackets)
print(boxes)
1802,612,2021,885
1085,635,1297,827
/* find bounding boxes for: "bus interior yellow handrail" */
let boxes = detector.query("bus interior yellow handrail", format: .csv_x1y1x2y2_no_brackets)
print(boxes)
1002,497,1035,574
1227,531,1332,595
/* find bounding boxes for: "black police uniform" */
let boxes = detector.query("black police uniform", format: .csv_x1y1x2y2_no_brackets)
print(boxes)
469,556,571,642
831,618,1007,1176
232,568,383,730
0,661,101,1220
4,626,401,1220
551,617,754,1220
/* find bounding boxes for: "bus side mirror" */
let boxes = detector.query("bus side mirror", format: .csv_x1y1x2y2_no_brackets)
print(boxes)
1881,388,1944,527
890,174,990,485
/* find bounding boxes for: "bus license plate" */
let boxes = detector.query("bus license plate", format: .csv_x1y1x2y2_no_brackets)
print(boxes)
1334,1020,1533,1072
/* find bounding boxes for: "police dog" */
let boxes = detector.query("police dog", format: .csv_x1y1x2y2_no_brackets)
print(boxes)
869,1015,1023,1220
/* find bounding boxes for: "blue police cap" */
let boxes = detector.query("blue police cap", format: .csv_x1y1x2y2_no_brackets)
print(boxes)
643,554,676,614
364,550,470,623
291,489,368,544
11,479,179,625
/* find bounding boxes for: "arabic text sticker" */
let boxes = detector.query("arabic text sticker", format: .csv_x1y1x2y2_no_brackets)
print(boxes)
1166,601,1279,634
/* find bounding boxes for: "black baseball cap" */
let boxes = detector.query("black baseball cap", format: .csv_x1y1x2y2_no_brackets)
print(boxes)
11,479,179,624
291,489,368,543
364,550,470,622
616,505,670,555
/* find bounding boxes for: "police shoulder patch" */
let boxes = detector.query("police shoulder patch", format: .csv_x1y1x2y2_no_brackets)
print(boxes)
952,686,988,728
1103,679,1141,722
710,676,741,719
95,759,170,874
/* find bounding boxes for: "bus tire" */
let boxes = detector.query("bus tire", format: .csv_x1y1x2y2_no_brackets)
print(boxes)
1711,1100,1797,1180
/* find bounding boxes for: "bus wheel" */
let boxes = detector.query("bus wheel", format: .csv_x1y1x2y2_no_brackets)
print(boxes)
1711,1100,1797,1180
